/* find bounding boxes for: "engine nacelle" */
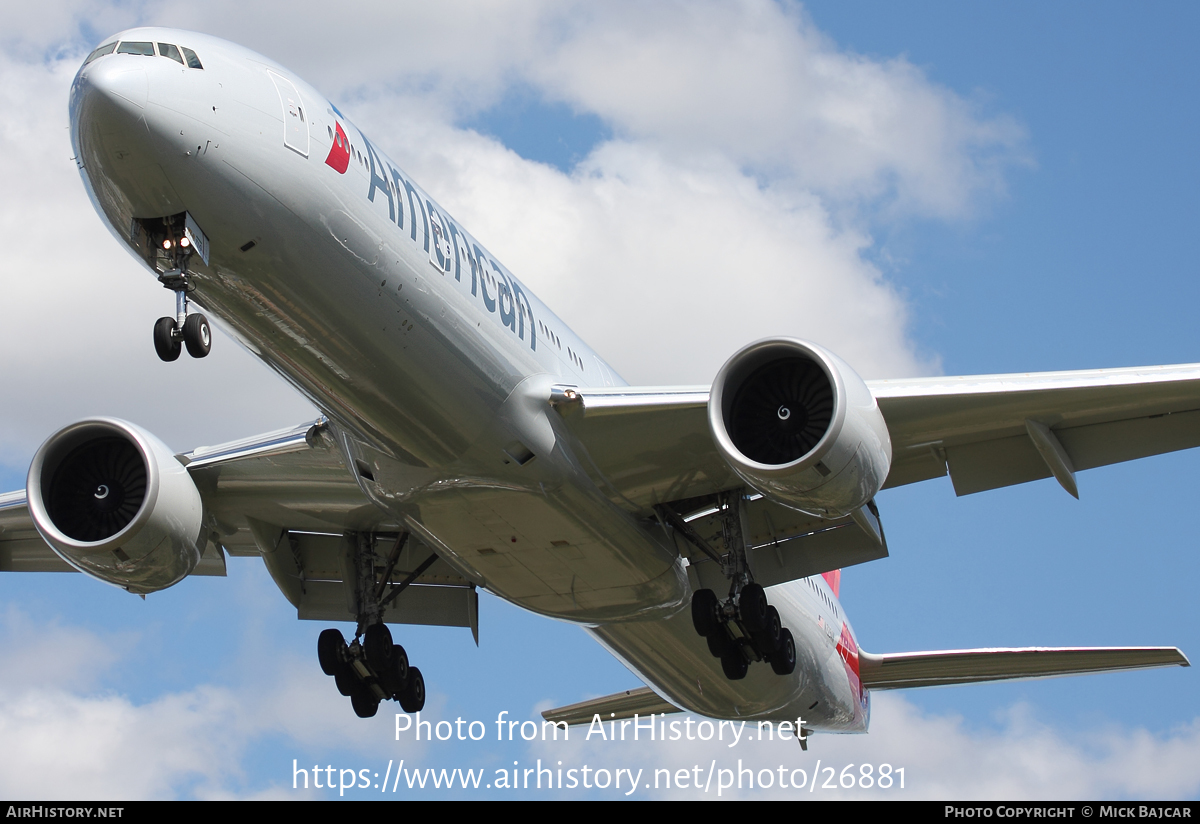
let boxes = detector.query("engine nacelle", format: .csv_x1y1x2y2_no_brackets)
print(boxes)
708,338,892,519
26,418,205,593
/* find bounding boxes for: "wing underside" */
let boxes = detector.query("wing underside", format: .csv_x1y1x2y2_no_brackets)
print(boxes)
0,420,477,632
871,363,1200,495
553,362,1200,511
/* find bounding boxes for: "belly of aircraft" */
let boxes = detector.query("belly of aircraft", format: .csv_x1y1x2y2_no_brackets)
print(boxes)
413,486,689,620
589,582,868,731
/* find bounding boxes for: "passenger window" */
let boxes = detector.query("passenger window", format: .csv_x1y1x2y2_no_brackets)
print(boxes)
116,41,154,56
85,43,117,64
157,43,185,65
181,47,203,70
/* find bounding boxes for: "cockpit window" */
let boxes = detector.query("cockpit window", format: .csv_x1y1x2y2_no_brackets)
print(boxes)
157,43,185,65
116,41,154,56
181,47,203,70
85,42,117,64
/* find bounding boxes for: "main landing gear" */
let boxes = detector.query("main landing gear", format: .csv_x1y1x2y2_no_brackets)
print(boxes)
318,625,425,718
317,531,430,718
660,491,797,681
691,582,796,680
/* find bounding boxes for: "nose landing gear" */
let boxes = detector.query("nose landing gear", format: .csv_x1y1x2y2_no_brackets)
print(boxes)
132,213,213,362
153,272,211,362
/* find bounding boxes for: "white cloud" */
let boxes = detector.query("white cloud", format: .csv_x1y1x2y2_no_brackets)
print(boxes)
521,1,1026,220
0,606,426,799
0,606,128,691
0,683,247,799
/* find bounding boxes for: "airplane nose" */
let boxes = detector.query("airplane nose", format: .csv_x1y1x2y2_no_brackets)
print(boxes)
79,57,148,112
71,55,185,221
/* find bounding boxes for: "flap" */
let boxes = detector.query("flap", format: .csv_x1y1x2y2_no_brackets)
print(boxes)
873,364,1200,495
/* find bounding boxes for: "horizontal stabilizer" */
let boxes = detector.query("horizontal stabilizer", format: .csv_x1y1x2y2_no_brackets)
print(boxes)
541,686,681,726
860,646,1189,690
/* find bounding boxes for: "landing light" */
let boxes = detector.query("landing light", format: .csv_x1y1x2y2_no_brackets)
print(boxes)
162,239,172,250
179,237,190,248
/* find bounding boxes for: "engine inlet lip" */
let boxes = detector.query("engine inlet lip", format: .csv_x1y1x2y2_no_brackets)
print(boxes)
709,337,847,474
27,417,162,553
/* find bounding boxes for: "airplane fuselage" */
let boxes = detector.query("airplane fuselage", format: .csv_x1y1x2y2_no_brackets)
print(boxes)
70,28,869,732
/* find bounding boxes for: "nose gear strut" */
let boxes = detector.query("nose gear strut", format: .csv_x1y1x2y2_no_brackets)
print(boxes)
132,213,213,362
153,272,210,361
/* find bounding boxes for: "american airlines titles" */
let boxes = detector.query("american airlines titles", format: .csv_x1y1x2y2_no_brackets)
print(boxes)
326,115,538,354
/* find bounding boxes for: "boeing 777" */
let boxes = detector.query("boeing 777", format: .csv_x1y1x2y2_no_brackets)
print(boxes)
0,28,1190,740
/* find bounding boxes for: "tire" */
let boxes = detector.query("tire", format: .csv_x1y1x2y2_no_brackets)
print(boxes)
351,686,379,718
706,630,734,659
387,644,409,696
753,605,782,654
690,589,721,637
739,583,769,632
317,628,346,676
399,666,425,712
334,669,356,697
364,623,393,673
182,313,212,358
721,649,748,680
153,317,180,362
770,628,797,676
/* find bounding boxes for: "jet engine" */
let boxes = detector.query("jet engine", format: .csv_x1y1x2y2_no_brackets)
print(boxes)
25,418,205,593
708,338,892,519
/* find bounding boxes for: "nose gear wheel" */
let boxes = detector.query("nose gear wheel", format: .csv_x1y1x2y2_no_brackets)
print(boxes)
182,313,211,358
137,213,213,362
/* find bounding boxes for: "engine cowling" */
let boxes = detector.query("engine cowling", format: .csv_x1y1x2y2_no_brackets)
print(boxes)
708,338,892,519
26,418,205,593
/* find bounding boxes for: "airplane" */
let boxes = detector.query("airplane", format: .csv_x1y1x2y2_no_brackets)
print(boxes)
0,27,1191,742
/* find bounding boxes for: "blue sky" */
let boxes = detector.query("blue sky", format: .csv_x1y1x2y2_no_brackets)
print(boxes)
0,0,1198,800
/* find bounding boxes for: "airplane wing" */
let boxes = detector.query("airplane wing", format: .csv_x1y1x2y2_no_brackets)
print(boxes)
538,645,1192,721
871,363,1200,494
858,646,1190,689
9,363,1200,619
551,385,732,513
0,419,479,634
0,491,78,573
555,362,1200,509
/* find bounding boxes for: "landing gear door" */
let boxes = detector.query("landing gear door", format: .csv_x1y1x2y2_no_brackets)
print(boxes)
184,212,210,265
268,70,310,158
